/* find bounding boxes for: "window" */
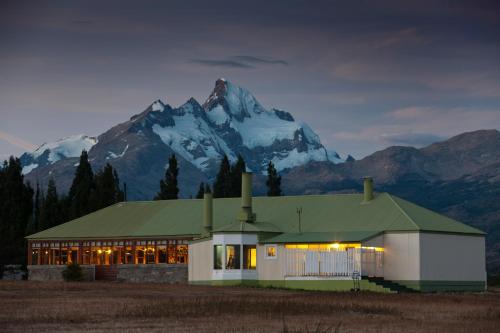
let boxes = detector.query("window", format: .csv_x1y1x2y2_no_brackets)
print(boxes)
266,245,277,259
243,245,256,269
214,245,223,269
225,245,240,269
31,249,39,265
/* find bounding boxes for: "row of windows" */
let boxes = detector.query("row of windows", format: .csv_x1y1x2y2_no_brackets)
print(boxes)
213,244,277,270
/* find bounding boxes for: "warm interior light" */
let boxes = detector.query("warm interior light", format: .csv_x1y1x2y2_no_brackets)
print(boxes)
106,249,112,254
97,249,103,254
250,248,256,268
330,243,340,249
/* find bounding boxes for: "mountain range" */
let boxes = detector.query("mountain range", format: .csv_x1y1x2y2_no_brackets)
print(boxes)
18,79,500,275
21,79,340,199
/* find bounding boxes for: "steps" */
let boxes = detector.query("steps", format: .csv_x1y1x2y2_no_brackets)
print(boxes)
364,277,416,293
95,265,118,281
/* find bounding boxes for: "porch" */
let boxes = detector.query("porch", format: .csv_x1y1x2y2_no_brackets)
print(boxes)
284,245,384,279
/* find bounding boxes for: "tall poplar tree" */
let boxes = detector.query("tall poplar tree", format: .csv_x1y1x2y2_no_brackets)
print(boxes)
229,155,246,197
266,161,282,196
213,155,231,198
155,154,179,200
39,178,60,230
92,163,124,210
68,150,94,219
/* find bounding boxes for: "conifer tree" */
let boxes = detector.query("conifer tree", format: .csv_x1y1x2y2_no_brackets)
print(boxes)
154,154,179,200
0,157,34,265
195,182,205,199
204,183,212,194
68,150,94,219
266,161,282,196
229,155,246,197
33,182,41,232
213,155,231,198
92,163,124,210
39,178,60,230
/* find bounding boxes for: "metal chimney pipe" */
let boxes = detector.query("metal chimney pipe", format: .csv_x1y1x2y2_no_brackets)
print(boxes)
239,172,255,223
203,192,213,232
363,177,374,202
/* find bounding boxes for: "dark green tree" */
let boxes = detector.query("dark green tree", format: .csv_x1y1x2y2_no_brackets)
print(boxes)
0,157,34,265
39,178,60,230
92,163,124,210
195,182,205,199
68,150,94,219
213,155,231,198
229,155,246,197
266,161,282,196
154,154,179,200
204,183,212,194
33,182,41,232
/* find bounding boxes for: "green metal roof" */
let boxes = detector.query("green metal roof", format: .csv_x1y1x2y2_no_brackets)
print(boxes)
26,193,484,241
261,231,382,244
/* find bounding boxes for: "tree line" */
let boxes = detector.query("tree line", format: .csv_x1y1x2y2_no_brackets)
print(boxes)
155,154,282,200
0,151,124,267
0,150,281,267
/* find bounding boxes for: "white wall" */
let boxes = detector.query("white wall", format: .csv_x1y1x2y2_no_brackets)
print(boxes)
188,239,213,282
383,232,420,281
257,244,285,280
419,233,486,281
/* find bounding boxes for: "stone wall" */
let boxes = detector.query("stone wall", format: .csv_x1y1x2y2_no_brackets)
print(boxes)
28,265,95,281
2,265,26,280
117,264,188,283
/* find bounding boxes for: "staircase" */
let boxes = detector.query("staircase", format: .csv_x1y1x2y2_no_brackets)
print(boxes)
364,277,416,293
95,265,118,281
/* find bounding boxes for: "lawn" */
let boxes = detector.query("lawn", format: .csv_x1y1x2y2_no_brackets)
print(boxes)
0,281,499,332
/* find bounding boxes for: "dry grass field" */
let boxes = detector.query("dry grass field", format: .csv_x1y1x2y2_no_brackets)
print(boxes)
0,281,499,333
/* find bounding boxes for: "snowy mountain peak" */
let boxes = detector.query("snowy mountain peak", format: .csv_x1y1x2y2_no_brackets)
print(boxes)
20,134,98,174
203,79,264,121
151,99,166,112
21,79,346,197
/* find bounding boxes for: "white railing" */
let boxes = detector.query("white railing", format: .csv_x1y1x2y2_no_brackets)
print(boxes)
285,248,363,277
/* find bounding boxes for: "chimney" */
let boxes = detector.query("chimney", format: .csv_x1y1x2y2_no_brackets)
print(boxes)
203,192,213,233
239,172,256,223
363,177,374,202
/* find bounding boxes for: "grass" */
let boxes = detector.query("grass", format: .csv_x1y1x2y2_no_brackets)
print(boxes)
0,281,499,332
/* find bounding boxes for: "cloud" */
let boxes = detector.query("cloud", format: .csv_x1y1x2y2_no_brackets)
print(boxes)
379,132,444,147
71,19,93,26
0,131,37,151
189,55,288,69
189,59,253,69
230,56,288,66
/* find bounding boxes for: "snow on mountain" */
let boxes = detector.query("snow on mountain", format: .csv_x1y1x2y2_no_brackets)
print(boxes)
21,135,98,174
20,79,345,198
152,99,235,171
203,79,333,172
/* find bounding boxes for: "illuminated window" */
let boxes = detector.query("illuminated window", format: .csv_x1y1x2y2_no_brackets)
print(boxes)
225,245,240,269
214,245,223,269
243,245,256,269
266,245,277,259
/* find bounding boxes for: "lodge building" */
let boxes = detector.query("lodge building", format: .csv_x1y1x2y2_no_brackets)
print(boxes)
26,174,487,292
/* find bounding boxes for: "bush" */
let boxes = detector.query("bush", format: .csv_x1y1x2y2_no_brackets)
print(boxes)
62,263,85,282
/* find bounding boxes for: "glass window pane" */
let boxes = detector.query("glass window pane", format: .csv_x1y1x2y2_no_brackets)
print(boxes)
266,245,277,258
243,245,256,269
214,245,223,269
226,245,240,269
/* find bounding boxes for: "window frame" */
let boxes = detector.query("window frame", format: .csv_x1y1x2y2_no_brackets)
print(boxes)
265,244,278,259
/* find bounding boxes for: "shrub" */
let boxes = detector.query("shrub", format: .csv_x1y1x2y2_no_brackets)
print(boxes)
62,263,85,282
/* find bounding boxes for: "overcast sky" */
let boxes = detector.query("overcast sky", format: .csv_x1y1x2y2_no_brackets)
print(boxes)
1,0,499,160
